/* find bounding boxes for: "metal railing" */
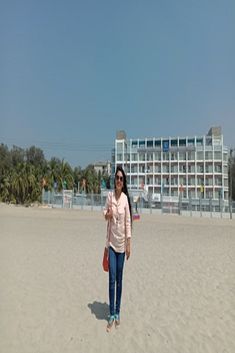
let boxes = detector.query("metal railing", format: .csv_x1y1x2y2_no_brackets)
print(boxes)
42,189,235,219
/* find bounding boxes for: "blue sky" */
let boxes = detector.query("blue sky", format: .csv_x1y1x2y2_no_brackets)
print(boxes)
1,0,234,167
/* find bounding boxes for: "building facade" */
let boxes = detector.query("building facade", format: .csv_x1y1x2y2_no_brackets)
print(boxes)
93,160,111,176
112,127,229,201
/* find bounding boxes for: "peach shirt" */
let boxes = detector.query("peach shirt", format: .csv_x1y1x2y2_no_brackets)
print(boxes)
103,191,131,253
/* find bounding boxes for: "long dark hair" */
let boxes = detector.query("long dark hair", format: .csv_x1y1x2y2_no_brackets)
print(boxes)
114,166,132,226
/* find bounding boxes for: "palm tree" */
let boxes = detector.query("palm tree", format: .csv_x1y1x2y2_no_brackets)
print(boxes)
57,159,74,191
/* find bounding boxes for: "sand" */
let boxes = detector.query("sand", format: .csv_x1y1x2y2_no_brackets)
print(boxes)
0,204,235,353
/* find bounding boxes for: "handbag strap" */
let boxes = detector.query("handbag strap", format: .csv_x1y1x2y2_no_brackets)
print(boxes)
107,191,113,244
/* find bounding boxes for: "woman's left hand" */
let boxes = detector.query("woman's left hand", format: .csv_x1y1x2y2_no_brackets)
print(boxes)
126,243,131,260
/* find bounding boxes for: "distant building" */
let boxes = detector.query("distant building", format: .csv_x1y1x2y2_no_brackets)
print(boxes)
93,160,111,176
112,127,229,201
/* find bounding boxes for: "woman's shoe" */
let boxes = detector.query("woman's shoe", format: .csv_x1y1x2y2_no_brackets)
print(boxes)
115,313,120,328
106,315,115,332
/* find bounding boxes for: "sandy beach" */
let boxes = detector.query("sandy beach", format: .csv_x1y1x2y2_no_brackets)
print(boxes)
0,204,235,353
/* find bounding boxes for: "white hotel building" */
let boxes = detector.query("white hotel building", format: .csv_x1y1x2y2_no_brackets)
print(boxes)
112,127,229,201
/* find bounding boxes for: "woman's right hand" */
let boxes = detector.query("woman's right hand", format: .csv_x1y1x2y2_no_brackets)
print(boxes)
105,207,113,221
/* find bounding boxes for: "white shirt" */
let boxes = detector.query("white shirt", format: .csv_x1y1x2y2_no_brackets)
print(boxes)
103,191,131,253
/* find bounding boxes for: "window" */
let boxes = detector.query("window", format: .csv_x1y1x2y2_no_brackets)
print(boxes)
179,139,186,147
131,153,137,161
179,152,186,160
131,140,138,148
205,178,213,186
147,140,153,148
171,165,178,173
197,164,204,173
205,164,213,173
171,139,178,147
214,151,222,160
163,165,169,173
147,153,153,161
154,152,161,160
117,153,123,161
197,151,203,160
162,152,169,161
214,164,222,173
171,152,177,160
196,138,203,146
131,165,137,173
179,164,186,173
155,164,161,173
188,152,195,160
155,140,161,147
205,151,213,160
116,142,123,152
188,138,195,146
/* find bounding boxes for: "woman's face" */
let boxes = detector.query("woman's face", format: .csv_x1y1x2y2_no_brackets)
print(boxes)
115,171,124,192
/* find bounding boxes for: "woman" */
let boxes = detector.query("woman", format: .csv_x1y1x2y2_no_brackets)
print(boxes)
103,166,132,332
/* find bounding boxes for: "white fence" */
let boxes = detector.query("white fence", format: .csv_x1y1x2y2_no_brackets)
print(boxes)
42,189,235,219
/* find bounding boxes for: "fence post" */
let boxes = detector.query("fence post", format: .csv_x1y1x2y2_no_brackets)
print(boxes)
210,197,212,218
220,194,223,219
189,195,192,217
200,195,202,217
161,193,163,214
178,193,182,216
42,188,44,205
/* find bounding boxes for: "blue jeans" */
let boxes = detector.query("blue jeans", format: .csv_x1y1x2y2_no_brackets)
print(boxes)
108,246,125,316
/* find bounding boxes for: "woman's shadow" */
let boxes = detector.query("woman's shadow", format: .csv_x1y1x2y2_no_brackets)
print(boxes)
88,301,109,322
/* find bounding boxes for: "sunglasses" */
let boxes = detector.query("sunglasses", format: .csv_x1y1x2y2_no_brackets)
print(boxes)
115,175,123,182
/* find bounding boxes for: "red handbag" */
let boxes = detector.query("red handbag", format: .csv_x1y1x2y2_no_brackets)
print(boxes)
102,217,111,272
102,247,109,272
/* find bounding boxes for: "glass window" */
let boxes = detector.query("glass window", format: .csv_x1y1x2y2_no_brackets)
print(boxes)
155,140,161,147
179,152,186,160
196,138,203,146
205,151,213,160
171,139,178,147
155,164,161,173
163,165,169,173
214,151,222,160
171,152,177,160
197,177,204,185
197,151,203,160
171,165,178,173
214,164,222,173
147,140,153,148
131,153,137,161
162,152,169,160
188,152,195,160
179,139,186,146
147,153,153,161
117,153,123,161
205,164,213,173
188,138,195,146
223,153,228,162
131,165,137,173
116,142,123,152
154,152,161,160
